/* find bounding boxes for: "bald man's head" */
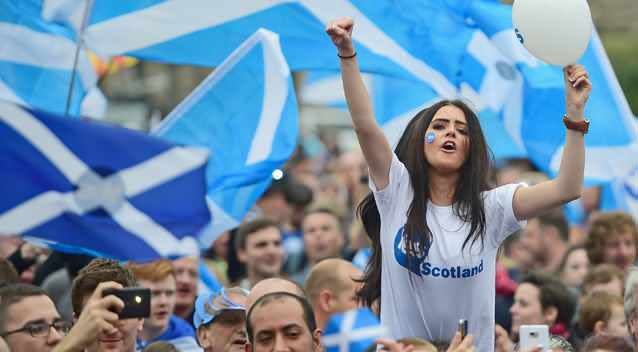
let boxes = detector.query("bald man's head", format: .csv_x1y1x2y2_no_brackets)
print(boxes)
246,277,305,309
305,259,362,310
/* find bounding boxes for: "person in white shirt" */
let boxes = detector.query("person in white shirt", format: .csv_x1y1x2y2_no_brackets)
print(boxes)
325,17,591,352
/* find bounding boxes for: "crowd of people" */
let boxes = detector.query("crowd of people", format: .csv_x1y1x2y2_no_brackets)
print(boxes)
1,17,638,352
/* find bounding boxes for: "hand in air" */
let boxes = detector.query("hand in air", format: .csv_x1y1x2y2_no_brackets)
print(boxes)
326,17,355,57
563,64,592,115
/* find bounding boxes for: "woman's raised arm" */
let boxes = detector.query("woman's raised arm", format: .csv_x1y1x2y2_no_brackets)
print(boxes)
326,18,393,190
513,64,591,220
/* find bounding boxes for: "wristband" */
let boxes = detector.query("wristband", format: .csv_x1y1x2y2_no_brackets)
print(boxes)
337,52,357,59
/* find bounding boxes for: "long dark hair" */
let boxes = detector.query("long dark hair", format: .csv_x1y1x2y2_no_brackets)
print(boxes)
356,100,492,307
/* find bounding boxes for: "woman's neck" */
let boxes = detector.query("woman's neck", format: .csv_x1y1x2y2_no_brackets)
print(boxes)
428,171,459,206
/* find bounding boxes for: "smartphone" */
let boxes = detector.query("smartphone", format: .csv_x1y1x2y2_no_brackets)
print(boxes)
458,319,468,339
519,325,550,352
102,287,151,319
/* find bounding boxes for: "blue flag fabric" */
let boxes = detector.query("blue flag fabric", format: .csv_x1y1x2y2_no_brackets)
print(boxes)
0,101,211,261
461,0,638,183
0,0,105,117
301,0,636,178
323,308,387,352
198,260,222,295
154,29,299,246
79,0,457,98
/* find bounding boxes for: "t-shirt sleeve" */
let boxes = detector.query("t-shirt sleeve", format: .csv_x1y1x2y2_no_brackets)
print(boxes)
368,153,408,216
486,183,528,247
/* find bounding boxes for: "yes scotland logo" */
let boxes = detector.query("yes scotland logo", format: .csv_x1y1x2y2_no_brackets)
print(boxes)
393,226,430,276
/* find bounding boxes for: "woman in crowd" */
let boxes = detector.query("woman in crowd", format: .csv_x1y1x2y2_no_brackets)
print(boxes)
326,16,591,351
557,245,590,293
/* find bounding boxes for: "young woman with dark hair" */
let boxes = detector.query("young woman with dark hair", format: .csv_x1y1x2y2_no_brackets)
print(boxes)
326,17,591,352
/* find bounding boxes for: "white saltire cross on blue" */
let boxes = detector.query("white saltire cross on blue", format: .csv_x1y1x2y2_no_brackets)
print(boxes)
0,101,211,260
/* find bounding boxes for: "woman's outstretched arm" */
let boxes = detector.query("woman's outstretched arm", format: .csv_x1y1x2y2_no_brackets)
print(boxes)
326,18,393,190
513,64,591,220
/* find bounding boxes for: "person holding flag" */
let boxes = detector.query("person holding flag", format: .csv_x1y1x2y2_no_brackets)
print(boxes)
325,17,591,351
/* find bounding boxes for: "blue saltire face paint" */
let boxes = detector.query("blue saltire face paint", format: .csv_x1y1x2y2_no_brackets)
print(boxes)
425,132,435,144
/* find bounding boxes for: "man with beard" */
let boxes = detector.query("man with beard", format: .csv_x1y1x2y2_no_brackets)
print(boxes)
234,218,285,290
193,287,248,352
245,292,322,352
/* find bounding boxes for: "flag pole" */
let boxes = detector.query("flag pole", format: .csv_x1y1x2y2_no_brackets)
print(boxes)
65,0,95,117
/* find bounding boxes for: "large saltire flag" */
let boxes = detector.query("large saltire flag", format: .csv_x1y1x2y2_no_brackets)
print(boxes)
154,29,299,246
0,100,211,261
0,0,105,118
52,0,457,99
302,0,637,179
463,0,638,183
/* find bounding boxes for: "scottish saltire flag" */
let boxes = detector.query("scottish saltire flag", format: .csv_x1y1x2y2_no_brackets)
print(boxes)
323,308,387,352
0,101,211,260
154,29,299,246
301,1,636,176
463,0,638,183
0,0,105,118
73,0,455,99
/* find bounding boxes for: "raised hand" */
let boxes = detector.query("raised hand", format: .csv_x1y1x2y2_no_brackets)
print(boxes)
325,17,355,57
563,64,592,116
53,281,125,352
447,332,475,352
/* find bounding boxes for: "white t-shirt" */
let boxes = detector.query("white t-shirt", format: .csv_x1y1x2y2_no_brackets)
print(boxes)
371,155,526,352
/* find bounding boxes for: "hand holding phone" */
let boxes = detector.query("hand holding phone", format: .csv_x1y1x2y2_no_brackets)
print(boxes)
519,325,549,352
457,319,468,339
102,287,151,319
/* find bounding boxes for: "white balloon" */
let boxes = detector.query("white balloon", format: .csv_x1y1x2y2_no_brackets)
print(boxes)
513,0,593,66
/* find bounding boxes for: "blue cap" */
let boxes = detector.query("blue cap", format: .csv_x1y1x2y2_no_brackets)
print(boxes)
193,287,248,329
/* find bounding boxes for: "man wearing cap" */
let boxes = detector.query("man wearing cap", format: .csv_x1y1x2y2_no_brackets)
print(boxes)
193,287,248,352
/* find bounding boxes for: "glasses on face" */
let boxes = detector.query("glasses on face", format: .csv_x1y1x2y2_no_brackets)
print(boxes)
0,320,72,338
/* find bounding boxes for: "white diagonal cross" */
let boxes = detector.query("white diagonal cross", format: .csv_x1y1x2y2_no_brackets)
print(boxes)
322,310,388,352
0,101,208,256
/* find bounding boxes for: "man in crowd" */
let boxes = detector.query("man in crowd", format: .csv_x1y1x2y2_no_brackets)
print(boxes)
304,258,362,329
246,292,322,352
172,255,200,328
69,258,143,352
127,260,200,351
520,211,570,272
193,287,248,352
586,212,638,273
234,218,285,290
246,277,306,309
0,283,69,352
293,208,346,283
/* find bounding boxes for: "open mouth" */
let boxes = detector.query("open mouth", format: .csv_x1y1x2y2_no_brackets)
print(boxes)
441,141,457,152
